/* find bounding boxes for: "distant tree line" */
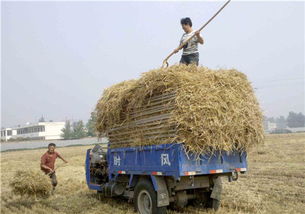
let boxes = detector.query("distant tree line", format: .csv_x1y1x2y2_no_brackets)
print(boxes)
61,112,97,140
265,111,305,128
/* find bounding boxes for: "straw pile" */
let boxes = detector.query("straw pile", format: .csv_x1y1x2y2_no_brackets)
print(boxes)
96,64,264,154
10,170,52,198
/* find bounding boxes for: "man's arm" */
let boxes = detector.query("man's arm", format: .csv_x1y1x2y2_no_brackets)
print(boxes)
195,31,204,45
57,153,68,163
173,44,182,53
174,34,186,53
41,164,53,172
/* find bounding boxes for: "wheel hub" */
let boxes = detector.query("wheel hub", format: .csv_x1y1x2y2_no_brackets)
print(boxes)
138,190,152,214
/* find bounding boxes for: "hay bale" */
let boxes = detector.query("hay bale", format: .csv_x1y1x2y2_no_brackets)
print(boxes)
10,170,52,198
96,64,264,154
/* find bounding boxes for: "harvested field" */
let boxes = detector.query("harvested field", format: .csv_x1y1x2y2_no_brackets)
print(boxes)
1,133,305,214
96,65,264,154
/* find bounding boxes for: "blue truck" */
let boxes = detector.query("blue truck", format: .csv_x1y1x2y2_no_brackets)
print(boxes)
85,143,247,214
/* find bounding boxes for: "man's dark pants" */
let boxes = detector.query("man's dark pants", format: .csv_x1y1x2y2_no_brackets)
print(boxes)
49,172,57,190
180,52,199,66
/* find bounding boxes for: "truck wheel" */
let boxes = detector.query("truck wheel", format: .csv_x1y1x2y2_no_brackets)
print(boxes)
134,179,167,214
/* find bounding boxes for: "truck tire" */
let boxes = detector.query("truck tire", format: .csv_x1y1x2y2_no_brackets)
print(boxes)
134,179,167,214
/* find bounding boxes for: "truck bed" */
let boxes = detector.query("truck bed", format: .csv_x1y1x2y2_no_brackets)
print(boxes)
107,143,247,180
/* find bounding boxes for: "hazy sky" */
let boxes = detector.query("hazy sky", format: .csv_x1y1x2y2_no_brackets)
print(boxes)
2,1,304,127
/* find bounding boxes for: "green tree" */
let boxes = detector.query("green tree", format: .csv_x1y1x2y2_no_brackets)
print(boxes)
86,112,97,137
72,120,87,139
267,117,275,123
287,112,305,128
275,116,287,129
61,121,72,140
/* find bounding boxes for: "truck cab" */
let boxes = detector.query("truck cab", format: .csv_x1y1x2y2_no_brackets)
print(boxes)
86,143,247,214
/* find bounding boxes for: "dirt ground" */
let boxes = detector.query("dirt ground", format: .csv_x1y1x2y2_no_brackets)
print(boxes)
1,133,305,214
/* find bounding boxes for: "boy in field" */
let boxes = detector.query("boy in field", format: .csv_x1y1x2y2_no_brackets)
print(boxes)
40,143,68,190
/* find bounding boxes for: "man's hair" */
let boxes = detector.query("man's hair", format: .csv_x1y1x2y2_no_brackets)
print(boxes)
180,17,192,27
48,143,56,148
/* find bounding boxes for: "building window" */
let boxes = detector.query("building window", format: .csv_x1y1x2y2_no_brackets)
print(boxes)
15,125,46,135
38,126,45,132
7,130,12,136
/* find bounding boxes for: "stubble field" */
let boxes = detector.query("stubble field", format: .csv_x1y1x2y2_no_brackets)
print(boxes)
1,133,305,214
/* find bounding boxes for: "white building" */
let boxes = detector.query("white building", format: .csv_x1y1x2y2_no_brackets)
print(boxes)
1,128,16,141
266,122,277,132
1,122,65,142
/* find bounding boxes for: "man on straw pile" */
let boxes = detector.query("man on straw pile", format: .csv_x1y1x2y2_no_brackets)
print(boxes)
40,143,68,191
174,17,204,66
